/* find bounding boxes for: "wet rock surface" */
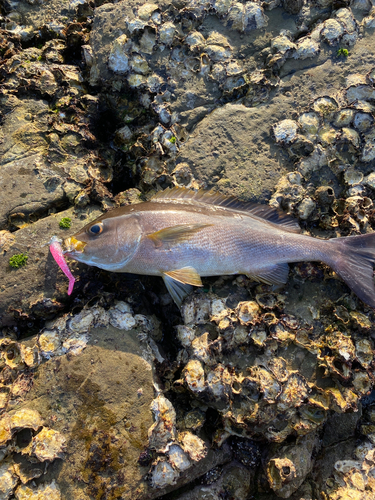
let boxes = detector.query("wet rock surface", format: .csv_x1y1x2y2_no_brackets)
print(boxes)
2,0,375,499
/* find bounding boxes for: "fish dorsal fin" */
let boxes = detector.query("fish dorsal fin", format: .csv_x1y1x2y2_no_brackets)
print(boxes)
147,223,212,247
151,187,300,233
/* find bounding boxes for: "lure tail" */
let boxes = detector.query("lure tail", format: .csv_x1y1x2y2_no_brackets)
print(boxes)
328,232,375,308
49,236,75,295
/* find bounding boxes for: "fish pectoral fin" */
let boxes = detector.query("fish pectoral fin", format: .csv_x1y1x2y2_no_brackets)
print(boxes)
246,263,289,286
147,224,212,247
163,274,194,307
164,267,203,286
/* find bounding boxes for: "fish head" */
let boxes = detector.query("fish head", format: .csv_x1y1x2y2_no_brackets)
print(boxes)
64,213,142,271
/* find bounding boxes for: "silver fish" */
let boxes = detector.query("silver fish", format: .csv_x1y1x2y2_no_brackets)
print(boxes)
64,187,375,308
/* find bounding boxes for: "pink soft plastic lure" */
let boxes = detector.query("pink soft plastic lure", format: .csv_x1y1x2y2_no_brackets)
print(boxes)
49,236,75,295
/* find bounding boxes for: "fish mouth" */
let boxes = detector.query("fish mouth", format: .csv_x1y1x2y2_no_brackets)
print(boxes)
63,237,86,254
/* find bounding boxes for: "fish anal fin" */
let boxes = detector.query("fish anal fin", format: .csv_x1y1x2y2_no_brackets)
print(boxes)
147,224,212,247
151,187,300,233
163,274,194,307
164,267,202,287
246,263,289,286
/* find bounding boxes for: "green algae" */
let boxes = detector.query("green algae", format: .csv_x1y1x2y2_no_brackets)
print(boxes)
59,217,72,229
9,253,28,268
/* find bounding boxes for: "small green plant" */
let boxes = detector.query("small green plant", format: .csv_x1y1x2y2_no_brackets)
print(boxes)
337,48,349,57
59,217,72,229
169,136,177,144
37,55,42,61
9,254,28,269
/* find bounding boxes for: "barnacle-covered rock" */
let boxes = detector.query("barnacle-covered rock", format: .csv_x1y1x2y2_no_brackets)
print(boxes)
22,427,66,461
108,301,136,330
185,31,205,50
346,84,375,103
150,458,179,488
108,34,130,74
15,480,62,500
298,145,328,176
293,35,320,60
225,2,268,32
266,433,316,498
159,22,177,46
269,172,305,210
184,359,206,393
320,19,345,45
297,197,316,220
273,119,298,144
312,96,339,117
0,460,18,500
148,395,176,451
315,186,335,206
344,167,363,186
362,6,375,27
318,125,339,145
298,112,320,139
0,414,12,446
271,35,296,55
333,108,355,127
176,461,252,500
0,340,24,370
173,287,374,446
166,443,191,472
178,431,207,461
38,331,62,358
10,409,44,433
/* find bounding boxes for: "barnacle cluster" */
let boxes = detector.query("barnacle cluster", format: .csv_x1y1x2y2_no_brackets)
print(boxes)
0,302,163,498
271,71,375,236
173,292,373,444
0,406,65,499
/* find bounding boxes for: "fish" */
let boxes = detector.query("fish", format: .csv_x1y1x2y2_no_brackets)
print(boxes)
63,187,375,308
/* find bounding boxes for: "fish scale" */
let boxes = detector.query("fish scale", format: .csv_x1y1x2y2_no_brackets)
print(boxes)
63,187,375,308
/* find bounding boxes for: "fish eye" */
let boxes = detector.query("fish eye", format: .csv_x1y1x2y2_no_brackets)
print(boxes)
88,223,103,235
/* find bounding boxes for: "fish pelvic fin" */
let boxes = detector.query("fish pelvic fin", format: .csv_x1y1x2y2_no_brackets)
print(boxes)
163,274,195,307
164,267,203,287
246,263,289,286
328,233,375,308
147,223,212,248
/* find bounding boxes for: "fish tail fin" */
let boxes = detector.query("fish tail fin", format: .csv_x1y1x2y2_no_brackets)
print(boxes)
328,233,375,308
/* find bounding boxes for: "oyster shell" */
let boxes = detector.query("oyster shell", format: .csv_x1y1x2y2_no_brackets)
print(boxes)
22,427,66,462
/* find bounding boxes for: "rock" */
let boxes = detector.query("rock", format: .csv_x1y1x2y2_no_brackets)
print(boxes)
176,103,295,202
0,206,102,327
266,433,317,498
174,462,253,499
283,0,304,14
0,96,65,229
0,319,232,499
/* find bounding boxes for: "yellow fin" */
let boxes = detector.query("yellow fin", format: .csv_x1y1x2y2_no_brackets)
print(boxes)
164,267,203,287
147,224,212,248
